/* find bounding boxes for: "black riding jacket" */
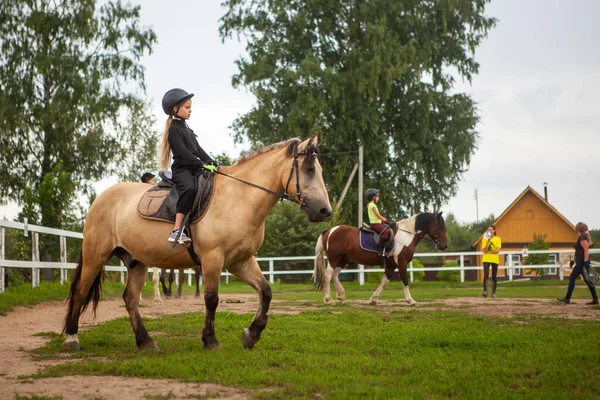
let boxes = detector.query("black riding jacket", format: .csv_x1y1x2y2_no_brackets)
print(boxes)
168,118,214,170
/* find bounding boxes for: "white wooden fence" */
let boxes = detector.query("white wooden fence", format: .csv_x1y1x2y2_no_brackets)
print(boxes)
1,219,598,293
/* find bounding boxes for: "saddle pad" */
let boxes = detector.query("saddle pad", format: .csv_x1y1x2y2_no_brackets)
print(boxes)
138,173,215,224
359,230,395,254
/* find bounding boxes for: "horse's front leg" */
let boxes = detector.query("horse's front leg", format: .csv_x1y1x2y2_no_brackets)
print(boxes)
123,264,158,350
202,257,224,350
398,260,417,306
369,259,395,306
232,257,272,349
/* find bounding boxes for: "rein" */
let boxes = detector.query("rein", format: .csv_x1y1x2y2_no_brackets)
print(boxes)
214,145,312,208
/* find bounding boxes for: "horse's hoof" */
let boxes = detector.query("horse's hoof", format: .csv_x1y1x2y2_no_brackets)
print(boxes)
409,302,417,307
63,341,80,351
204,341,222,350
369,300,378,306
139,340,159,352
242,328,256,350
153,297,163,304
324,300,335,305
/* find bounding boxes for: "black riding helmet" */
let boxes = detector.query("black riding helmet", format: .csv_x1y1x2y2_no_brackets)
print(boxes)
161,88,194,115
365,188,379,202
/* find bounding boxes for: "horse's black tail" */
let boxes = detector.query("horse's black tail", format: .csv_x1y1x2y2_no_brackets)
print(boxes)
62,251,103,334
312,231,328,291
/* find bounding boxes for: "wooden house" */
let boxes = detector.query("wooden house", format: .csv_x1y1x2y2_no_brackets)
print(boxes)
470,186,576,280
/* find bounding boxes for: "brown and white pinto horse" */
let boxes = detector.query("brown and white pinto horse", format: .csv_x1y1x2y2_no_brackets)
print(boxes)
312,213,448,305
63,136,331,351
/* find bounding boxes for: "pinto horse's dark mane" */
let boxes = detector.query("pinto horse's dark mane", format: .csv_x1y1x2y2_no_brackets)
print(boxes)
415,212,444,232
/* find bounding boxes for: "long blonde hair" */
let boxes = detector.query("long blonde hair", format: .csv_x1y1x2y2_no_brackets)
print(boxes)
160,116,173,171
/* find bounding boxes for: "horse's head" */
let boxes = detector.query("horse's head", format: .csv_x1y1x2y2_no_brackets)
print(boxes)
415,212,448,250
282,134,332,222
427,212,448,250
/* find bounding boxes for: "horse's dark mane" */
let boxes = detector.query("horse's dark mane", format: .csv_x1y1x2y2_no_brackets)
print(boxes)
235,138,302,166
415,212,444,232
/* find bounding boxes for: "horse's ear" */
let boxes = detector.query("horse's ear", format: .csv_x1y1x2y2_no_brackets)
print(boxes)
299,134,318,152
437,211,443,217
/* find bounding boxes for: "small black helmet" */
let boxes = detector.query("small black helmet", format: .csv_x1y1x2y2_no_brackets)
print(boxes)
161,88,194,115
365,188,379,202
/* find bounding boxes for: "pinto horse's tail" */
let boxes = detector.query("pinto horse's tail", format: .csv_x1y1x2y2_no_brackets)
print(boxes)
62,251,103,334
312,231,328,291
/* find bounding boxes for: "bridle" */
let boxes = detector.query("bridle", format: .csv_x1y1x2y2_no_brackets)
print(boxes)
215,142,316,208
396,216,445,247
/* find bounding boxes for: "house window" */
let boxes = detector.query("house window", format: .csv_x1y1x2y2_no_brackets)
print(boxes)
545,254,558,275
507,254,521,276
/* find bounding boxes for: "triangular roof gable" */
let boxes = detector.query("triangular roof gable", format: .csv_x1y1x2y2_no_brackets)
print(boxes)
470,186,575,248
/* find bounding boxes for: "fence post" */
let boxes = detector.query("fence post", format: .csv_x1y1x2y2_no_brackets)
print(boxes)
0,227,5,293
187,269,192,286
409,261,414,283
32,232,40,287
508,253,513,282
269,260,274,284
120,261,125,284
459,255,465,283
559,252,564,281
60,236,67,285
356,264,363,285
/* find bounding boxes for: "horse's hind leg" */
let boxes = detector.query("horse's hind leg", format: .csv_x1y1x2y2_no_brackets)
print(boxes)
123,263,157,350
152,267,162,303
63,246,111,350
332,266,346,304
194,266,202,298
233,257,272,349
323,265,336,305
176,268,184,298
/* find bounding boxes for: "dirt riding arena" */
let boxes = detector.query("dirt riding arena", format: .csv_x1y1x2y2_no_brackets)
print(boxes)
1,293,598,399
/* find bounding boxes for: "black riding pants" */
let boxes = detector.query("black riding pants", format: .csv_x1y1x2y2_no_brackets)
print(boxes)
566,261,598,300
172,166,196,214
483,262,498,294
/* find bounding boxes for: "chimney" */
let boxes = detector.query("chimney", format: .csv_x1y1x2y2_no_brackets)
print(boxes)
543,182,548,201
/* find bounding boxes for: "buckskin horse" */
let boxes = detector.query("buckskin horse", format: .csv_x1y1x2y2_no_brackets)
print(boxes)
63,135,331,351
312,213,447,305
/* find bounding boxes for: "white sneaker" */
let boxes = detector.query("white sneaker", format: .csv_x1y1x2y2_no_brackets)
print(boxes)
168,229,191,244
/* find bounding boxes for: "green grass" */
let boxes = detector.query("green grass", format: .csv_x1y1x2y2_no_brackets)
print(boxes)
0,277,594,316
32,309,600,399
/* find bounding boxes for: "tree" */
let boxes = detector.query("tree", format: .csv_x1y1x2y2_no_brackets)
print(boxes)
220,0,496,224
524,232,551,276
116,98,160,183
0,0,156,229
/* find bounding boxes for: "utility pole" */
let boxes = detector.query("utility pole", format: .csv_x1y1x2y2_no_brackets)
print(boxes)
474,189,479,223
357,140,364,228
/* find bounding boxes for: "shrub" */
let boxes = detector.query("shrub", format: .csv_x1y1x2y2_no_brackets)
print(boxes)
437,261,460,282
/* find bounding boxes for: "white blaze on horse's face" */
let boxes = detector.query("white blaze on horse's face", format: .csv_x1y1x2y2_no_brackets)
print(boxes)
291,135,332,222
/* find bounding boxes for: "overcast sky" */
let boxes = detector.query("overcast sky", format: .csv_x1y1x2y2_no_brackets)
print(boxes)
1,0,599,229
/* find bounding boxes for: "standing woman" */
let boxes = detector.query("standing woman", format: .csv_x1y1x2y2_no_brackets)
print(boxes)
558,222,598,305
159,88,217,244
482,225,501,298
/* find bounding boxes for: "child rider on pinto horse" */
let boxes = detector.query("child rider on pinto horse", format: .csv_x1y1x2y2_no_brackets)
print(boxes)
365,188,393,253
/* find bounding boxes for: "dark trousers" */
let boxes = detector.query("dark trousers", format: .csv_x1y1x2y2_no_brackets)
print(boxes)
483,262,498,294
566,261,598,300
172,166,197,214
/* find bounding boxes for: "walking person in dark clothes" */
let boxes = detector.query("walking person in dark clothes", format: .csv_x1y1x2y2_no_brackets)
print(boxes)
159,88,217,245
141,172,156,185
558,222,598,305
